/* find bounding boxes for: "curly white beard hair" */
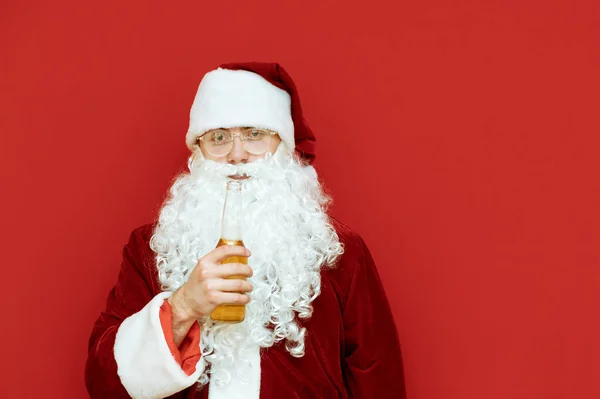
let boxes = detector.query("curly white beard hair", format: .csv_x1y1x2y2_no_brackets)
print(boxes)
149,145,344,388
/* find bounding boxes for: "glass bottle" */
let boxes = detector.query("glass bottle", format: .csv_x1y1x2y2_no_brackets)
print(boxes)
210,180,247,323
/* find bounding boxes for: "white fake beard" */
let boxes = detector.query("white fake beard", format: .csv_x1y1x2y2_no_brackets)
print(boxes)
150,147,344,387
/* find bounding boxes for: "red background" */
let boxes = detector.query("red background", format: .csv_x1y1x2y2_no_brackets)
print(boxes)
1,1,599,398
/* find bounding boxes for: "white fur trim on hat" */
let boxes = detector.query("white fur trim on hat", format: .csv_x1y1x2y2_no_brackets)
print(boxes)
186,68,295,152
114,291,204,398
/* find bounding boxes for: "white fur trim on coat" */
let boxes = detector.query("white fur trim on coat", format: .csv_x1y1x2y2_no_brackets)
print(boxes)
114,291,204,399
208,344,261,399
186,68,295,152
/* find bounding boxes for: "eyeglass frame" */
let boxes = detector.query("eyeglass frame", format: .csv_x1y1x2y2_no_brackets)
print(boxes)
196,127,279,157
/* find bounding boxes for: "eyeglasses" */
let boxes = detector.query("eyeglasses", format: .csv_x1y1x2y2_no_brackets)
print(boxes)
197,128,278,157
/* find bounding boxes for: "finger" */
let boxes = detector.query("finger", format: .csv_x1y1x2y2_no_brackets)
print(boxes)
213,292,251,306
205,245,251,263
212,263,253,278
210,278,253,293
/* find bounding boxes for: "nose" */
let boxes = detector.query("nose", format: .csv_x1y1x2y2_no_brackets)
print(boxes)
227,135,249,165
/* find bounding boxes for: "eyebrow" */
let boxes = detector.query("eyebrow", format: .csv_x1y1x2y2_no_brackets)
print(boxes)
211,126,255,131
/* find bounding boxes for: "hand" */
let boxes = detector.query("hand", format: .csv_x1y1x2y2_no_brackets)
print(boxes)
168,245,253,325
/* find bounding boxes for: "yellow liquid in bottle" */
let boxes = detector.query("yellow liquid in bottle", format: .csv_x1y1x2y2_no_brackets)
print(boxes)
210,238,247,323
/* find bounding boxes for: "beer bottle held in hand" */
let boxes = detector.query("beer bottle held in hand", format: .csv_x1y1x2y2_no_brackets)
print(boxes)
210,179,248,323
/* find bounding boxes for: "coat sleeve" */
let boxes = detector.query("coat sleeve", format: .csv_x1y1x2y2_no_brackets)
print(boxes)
342,237,407,399
84,226,204,399
160,299,202,376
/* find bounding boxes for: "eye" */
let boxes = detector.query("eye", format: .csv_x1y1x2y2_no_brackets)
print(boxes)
246,129,266,140
208,130,228,144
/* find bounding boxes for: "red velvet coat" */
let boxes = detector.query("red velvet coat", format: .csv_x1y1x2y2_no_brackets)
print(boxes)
85,218,406,398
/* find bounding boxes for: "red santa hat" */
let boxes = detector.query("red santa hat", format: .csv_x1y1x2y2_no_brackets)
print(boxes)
185,62,316,164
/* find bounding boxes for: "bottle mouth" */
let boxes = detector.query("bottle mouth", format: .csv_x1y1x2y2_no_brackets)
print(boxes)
229,173,250,181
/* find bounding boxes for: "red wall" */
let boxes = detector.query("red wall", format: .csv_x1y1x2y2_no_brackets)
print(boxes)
1,1,598,398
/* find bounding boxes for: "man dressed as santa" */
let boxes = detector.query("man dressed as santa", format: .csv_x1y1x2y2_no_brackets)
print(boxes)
85,62,406,399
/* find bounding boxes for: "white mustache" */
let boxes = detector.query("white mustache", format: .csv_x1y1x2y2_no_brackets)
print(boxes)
197,152,280,179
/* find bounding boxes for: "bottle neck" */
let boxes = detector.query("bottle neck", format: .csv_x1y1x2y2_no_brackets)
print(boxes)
221,180,242,241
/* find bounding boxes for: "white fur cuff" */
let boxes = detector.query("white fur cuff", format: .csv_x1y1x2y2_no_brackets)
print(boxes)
114,291,203,399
